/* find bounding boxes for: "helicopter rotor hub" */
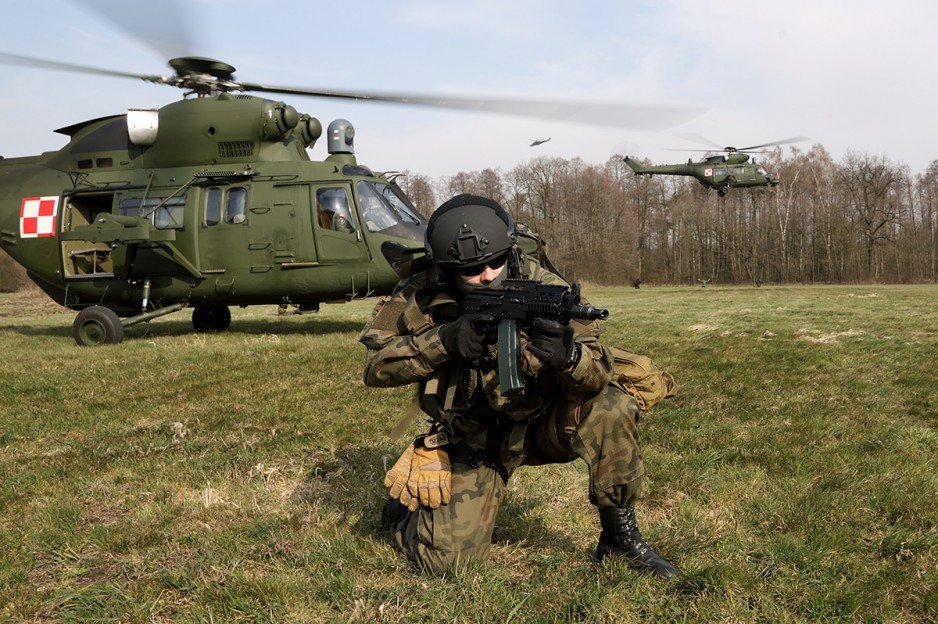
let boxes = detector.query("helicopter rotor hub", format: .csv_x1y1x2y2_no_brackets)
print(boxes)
164,56,241,97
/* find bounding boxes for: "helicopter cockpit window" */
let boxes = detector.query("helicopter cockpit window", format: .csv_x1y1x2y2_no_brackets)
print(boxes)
119,195,186,230
357,181,423,234
379,183,423,224
317,188,356,233
757,167,768,175
225,187,248,225
204,187,221,226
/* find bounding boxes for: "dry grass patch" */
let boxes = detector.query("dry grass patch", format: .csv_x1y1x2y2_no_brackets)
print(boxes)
796,328,867,343
0,285,935,622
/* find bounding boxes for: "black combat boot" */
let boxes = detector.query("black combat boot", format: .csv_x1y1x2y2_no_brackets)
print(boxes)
596,506,680,578
380,499,409,531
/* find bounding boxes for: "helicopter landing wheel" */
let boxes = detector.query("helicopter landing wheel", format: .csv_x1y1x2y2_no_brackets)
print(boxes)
717,189,727,197
72,306,124,346
192,305,232,332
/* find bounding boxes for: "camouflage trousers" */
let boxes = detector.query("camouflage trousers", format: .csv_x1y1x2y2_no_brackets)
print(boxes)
393,384,644,575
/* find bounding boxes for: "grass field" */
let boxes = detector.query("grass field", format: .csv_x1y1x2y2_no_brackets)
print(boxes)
0,284,935,623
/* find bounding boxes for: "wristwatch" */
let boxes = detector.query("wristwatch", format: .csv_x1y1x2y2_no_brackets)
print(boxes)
564,343,581,370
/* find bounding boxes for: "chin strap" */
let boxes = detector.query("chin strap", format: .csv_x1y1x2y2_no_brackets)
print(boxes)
508,246,527,279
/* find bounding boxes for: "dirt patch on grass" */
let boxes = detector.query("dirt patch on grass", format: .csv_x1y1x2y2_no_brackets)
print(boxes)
0,289,68,318
796,328,866,344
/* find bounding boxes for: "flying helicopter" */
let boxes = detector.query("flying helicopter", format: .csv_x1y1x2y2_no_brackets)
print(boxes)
622,136,808,196
0,7,698,347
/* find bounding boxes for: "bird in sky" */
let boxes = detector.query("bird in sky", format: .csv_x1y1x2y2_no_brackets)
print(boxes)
530,137,551,147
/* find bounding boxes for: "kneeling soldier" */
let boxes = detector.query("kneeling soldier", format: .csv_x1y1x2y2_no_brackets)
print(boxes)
359,193,679,577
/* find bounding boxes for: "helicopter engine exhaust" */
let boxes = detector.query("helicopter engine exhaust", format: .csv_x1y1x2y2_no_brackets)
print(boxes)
295,114,322,149
127,109,159,146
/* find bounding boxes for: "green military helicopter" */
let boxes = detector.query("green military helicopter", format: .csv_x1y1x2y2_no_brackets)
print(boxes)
623,135,807,196
0,31,695,345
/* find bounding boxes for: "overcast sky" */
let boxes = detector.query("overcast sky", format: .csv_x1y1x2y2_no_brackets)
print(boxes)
1,1,936,179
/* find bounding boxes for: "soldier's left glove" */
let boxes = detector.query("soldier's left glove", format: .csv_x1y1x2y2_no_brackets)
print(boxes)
527,318,578,369
405,441,452,511
439,313,491,360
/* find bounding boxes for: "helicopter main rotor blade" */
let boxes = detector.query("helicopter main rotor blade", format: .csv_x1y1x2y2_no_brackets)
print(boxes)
665,148,719,153
0,47,702,132
73,0,195,60
239,81,701,131
675,132,724,150
737,136,810,151
664,148,768,154
0,52,156,81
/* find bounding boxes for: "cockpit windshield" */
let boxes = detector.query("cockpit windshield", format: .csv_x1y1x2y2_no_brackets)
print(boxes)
757,167,769,175
357,180,426,241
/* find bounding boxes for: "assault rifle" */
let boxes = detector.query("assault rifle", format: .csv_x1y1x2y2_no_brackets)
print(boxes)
459,279,608,393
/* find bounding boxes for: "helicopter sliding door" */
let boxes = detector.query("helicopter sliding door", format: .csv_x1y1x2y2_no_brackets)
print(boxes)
59,192,120,278
308,183,369,263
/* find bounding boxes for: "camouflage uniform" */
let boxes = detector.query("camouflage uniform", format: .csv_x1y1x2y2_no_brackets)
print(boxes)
360,258,644,574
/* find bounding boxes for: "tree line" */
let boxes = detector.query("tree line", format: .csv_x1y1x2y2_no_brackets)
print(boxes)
398,146,938,285
3,146,936,292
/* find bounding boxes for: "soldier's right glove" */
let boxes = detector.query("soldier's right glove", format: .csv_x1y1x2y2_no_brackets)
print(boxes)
405,443,452,511
439,313,491,360
527,318,577,369
384,442,418,511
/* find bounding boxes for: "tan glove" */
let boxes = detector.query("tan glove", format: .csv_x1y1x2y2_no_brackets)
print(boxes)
405,445,452,511
384,443,417,511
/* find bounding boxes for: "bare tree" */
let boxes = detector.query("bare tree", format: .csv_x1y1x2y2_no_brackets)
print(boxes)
388,147,934,288
917,161,938,282
837,152,905,282
396,171,437,217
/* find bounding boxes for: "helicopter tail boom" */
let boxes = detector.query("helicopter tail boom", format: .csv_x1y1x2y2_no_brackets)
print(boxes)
623,156,651,174
623,156,696,177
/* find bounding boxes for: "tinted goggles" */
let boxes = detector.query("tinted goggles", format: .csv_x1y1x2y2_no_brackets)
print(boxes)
451,252,509,276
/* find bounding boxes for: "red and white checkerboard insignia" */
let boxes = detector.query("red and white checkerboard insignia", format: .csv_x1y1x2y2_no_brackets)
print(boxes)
19,196,60,239
704,168,713,177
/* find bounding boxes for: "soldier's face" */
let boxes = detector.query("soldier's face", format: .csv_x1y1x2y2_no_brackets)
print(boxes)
457,262,505,285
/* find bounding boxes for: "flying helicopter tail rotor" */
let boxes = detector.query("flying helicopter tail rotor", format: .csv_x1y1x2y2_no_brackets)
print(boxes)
611,140,647,160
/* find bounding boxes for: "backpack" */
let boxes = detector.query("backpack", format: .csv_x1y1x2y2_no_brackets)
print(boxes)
514,222,564,278
609,347,677,411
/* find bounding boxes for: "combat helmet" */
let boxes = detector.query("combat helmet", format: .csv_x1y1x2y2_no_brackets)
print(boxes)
424,194,517,269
